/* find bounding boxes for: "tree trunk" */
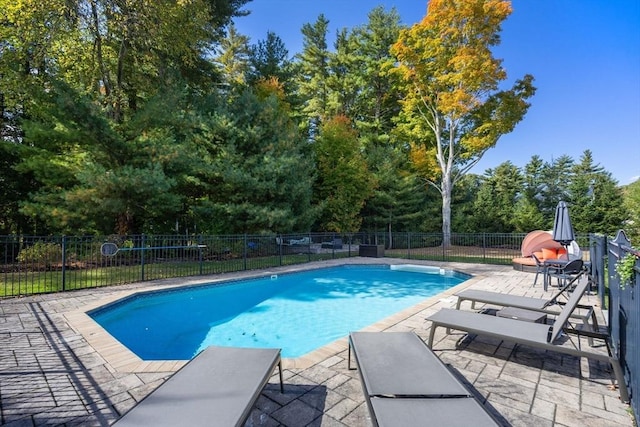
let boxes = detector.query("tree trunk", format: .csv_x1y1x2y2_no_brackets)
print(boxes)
441,171,452,248
115,209,134,235
90,0,111,99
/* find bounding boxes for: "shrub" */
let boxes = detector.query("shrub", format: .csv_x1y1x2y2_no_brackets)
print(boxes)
17,242,63,267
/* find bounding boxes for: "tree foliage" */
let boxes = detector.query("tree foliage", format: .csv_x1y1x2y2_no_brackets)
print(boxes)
0,1,631,240
1,0,252,234
360,144,428,233
622,179,640,244
216,24,251,85
348,7,404,137
469,151,629,236
247,31,293,86
17,81,202,234
568,150,627,235
198,87,316,234
391,0,535,245
313,116,375,232
471,162,523,232
296,14,331,135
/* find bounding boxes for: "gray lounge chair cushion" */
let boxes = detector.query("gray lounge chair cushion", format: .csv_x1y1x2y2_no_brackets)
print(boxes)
456,289,548,310
350,331,471,396
370,397,500,427
456,270,586,312
429,308,553,345
349,332,500,426
113,346,281,427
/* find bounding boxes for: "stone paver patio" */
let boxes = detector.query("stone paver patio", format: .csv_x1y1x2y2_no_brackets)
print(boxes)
0,258,634,426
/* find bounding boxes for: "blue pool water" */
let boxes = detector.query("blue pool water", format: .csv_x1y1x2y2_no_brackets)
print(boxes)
90,265,468,359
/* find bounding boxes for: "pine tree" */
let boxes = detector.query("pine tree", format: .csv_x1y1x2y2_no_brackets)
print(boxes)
296,14,331,137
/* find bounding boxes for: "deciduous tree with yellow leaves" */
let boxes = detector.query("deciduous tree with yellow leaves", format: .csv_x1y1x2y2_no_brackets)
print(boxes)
391,0,535,246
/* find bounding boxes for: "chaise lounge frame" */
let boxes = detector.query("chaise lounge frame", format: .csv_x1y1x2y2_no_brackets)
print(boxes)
455,271,598,344
113,346,283,426
348,331,501,426
427,276,629,403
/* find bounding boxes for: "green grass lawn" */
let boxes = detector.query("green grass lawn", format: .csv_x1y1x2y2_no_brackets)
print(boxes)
0,252,352,297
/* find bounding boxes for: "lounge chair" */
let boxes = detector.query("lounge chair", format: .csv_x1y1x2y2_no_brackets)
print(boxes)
113,346,283,426
348,331,501,426
455,271,598,341
289,236,311,245
321,238,343,249
427,276,629,402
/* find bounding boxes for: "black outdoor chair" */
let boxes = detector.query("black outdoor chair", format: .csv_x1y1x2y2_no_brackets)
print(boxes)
547,259,584,288
531,253,546,287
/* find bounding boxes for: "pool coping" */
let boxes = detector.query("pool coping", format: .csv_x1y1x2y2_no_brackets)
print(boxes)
64,258,487,372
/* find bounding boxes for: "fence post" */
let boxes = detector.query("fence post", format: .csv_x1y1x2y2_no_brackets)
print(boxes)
331,233,335,259
198,235,204,275
600,235,607,307
483,233,486,262
608,230,630,357
407,232,411,259
589,234,607,307
61,235,67,291
243,234,248,271
141,234,146,281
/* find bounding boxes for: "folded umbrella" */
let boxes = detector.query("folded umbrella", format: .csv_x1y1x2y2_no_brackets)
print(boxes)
552,200,575,249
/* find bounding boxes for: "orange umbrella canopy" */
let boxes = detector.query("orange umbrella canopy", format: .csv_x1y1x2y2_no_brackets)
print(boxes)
521,230,564,257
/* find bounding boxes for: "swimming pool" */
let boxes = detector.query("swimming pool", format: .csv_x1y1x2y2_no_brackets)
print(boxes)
90,265,468,359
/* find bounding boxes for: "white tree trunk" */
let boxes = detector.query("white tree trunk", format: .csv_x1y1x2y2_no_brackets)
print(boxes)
441,169,452,248
433,116,454,249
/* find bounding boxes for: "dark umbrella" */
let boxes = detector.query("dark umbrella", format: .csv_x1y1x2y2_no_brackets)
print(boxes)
552,200,575,247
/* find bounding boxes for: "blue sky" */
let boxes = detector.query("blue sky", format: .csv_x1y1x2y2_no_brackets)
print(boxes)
234,0,640,186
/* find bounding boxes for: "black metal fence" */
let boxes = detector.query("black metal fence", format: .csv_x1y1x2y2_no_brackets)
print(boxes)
1,232,533,298
0,233,349,297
